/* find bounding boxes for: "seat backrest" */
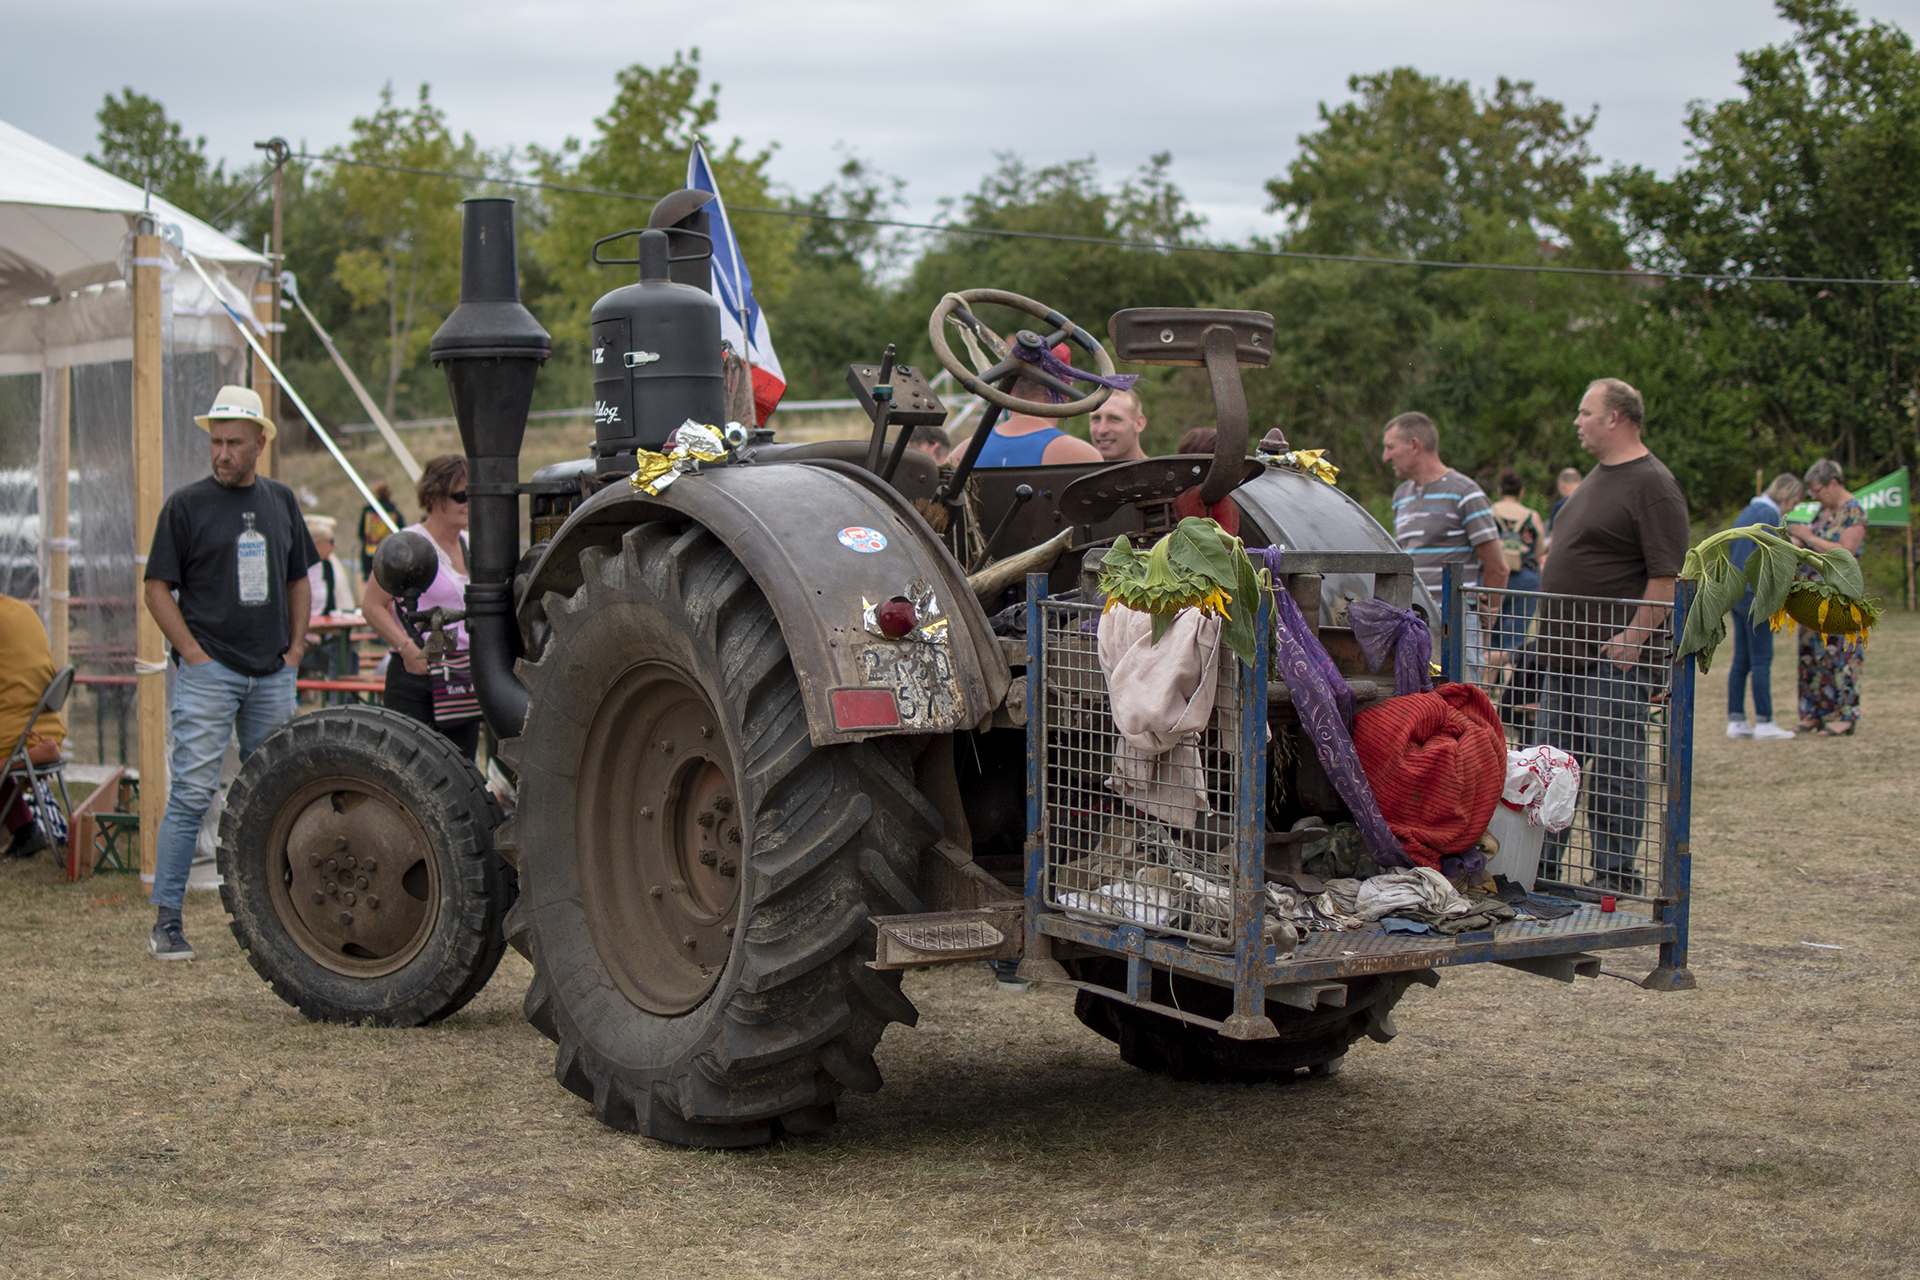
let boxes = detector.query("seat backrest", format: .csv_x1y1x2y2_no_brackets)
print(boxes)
43,665,75,716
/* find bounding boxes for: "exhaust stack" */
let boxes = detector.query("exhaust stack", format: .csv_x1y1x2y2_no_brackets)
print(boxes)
430,197,550,739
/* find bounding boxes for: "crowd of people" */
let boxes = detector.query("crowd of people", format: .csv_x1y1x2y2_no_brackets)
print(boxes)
0,363,1882,957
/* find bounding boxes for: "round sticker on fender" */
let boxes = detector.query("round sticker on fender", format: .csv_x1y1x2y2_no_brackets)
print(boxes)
838,526,887,553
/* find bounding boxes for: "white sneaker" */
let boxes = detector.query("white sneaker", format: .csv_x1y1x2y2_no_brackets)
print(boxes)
1752,722,1796,740
1726,721,1753,739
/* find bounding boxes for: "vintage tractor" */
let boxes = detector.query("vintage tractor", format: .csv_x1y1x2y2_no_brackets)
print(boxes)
216,194,1696,1148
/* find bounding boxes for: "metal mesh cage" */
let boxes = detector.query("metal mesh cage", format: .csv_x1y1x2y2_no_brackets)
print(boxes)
1459,581,1675,901
1037,597,1244,947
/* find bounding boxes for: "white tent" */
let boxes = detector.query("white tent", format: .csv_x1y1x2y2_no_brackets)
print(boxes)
0,117,266,374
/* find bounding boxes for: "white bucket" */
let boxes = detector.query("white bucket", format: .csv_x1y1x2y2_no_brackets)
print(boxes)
1484,804,1545,891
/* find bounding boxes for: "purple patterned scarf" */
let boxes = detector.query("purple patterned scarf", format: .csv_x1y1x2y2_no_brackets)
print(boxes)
1261,550,1411,869
1009,342,1141,403
1346,597,1434,697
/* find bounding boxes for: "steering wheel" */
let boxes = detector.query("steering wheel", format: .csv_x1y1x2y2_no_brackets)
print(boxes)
928,289,1117,418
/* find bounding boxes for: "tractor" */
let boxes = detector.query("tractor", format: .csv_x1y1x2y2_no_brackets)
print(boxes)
214,193,1697,1148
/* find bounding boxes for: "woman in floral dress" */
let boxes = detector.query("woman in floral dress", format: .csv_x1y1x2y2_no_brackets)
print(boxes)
1788,459,1868,735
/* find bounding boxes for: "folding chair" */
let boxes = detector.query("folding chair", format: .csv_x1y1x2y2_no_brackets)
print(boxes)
2,665,76,846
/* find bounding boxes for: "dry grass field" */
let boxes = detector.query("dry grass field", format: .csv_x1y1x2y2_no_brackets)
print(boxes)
2,613,1915,1278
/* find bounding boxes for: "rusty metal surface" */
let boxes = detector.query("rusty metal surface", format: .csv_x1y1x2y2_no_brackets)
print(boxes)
1232,466,1441,625
1056,456,1265,524
269,778,437,978
522,455,1008,747
1107,308,1275,369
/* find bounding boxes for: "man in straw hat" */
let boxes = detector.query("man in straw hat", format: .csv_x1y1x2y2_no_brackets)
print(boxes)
141,385,318,961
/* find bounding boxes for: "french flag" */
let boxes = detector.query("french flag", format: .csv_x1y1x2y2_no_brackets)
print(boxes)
687,141,786,425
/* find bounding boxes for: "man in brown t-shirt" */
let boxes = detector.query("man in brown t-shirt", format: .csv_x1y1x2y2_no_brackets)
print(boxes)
1535,377,1689,895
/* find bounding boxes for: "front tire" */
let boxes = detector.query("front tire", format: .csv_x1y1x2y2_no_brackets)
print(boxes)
502,522,940,1147
217,706,511,1026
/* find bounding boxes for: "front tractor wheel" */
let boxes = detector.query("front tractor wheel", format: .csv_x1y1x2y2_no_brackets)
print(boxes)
217,706,512,1026
502,522,940,1148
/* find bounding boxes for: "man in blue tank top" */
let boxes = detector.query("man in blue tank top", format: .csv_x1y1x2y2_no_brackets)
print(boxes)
972,344,1103,467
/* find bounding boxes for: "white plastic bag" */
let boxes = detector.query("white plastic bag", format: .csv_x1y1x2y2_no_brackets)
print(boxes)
1502,746,1580,832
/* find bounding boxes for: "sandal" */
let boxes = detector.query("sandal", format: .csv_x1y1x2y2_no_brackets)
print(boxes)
1815,722,1856,737
1797,721,1822,733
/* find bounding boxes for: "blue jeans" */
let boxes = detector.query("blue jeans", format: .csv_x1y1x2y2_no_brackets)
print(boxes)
1496,567,1540,649
1535,661,1650,895
1726,602,1775,722
150,659,296,910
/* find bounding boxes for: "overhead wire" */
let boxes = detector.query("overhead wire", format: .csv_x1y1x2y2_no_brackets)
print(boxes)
289,150,1918,290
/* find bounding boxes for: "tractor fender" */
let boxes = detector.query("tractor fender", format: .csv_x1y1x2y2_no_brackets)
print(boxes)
521,457,1010,747
1230,465,1440,623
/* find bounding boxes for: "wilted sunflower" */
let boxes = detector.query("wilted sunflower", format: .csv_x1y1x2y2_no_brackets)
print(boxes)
1099,517,1269,667
1679,524,1880,672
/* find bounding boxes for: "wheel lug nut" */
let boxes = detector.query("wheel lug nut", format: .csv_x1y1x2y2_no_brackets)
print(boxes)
343,891,356,906
726,827,741,845
356,876,368,890
639,806,653,819
650,885,663,898
658,740,674,753
339,912,353,926
683,935,696,949
698,849,716,866
310,891,324,905
326,858,338,873
719,859,737,877
713,795,733,814
326,881,337,895
699,725,711,738
307,853,321,868
361,858,376,873
343,855,357,871
696,811,715,829
334,837,348,851
723,922,735,937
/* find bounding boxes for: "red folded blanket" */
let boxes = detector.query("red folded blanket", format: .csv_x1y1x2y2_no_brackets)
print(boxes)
1352,683,1506,868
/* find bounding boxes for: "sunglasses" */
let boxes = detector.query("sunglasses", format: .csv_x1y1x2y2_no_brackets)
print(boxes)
450,490,468,504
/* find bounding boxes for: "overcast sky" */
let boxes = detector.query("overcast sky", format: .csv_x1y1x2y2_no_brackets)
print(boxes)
8,0,1917,242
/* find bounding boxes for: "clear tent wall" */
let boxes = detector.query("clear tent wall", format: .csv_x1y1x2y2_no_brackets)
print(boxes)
0,244,252,764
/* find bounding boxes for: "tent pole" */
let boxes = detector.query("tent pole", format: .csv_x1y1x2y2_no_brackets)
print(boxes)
49,367,69,669
131,231,168,884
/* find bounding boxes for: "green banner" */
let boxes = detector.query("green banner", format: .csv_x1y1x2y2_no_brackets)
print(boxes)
1784,466,1909,527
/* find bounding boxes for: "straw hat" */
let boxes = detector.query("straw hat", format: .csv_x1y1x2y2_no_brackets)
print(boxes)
194,385,278,439
304,514,337,541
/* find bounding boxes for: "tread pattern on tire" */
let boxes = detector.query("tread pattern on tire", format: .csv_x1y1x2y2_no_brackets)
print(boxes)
1069,961,1428,1082
500,522,939,1146
217,705,511,1027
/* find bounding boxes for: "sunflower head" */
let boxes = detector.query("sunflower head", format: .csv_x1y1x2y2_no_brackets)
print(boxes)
1781,580,1880,636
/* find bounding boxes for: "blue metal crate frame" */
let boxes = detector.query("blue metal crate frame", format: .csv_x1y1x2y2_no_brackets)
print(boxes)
1024,567,1698,1038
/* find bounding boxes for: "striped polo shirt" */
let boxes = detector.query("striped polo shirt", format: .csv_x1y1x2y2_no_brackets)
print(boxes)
1391,468,1500,591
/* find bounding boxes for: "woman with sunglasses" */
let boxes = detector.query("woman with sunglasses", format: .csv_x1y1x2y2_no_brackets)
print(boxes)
360,454,479,755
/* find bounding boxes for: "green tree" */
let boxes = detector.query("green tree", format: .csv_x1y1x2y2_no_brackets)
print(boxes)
530,51,795,404
1268,69,1604,260
1621,0,1920,498
89,88,243,223
329,84,482,419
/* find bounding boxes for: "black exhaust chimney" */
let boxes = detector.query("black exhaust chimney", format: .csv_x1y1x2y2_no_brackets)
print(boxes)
430,198,550,739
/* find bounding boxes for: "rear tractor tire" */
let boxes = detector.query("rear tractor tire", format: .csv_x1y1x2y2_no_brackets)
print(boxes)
1069,960,1433,1082
217,706,512,1026
501,521,942,1148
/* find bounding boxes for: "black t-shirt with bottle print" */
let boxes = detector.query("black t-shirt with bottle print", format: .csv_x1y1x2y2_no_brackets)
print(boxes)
145,475,319,677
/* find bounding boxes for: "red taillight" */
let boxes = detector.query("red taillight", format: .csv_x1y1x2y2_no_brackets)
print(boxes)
874,595,917,639
830,688,900,729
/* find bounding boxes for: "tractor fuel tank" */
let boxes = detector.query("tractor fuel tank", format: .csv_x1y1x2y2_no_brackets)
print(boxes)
589,228,725,473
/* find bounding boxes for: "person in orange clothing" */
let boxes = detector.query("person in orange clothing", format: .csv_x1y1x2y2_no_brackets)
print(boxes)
0,594,66,859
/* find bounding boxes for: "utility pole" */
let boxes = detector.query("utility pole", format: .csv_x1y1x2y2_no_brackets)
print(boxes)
253,138,291,475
